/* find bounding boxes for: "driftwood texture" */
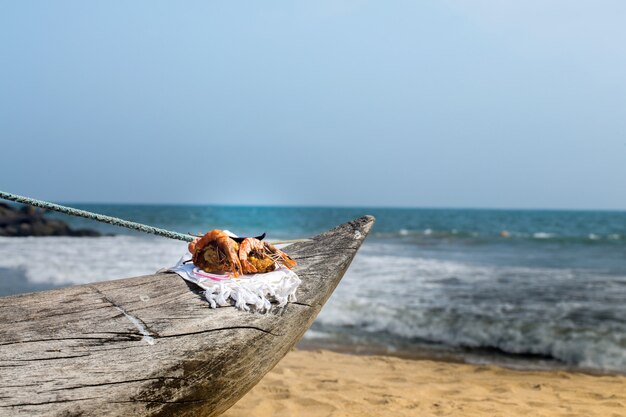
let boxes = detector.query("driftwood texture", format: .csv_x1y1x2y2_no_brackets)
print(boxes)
0,215,374,416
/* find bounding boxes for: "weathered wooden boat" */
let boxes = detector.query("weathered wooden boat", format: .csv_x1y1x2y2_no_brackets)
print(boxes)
0,215,374,416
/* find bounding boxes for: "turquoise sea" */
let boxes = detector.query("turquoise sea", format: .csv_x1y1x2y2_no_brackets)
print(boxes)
1,206,625,373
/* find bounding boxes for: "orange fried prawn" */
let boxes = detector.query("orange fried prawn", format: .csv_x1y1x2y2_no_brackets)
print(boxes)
189,230,242,277
239,237,297,274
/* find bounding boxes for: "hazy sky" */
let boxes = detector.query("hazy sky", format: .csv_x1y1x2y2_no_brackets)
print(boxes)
1,1,625,209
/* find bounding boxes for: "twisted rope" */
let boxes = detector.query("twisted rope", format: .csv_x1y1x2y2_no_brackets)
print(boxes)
0,190,195,242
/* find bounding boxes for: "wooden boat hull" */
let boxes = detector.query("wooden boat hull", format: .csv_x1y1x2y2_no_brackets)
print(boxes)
0,215,374,416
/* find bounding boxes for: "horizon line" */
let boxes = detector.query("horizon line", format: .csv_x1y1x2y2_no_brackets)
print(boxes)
51,201,626,213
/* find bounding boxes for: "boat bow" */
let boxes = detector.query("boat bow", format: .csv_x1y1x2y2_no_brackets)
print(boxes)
0,215,374,417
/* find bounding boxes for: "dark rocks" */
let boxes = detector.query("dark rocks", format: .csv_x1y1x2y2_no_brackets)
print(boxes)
0,203,102,237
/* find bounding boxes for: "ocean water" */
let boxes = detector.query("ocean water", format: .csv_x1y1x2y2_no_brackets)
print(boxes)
1,206,625,373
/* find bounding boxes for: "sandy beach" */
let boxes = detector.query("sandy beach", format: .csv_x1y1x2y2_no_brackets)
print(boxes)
223,349,626,417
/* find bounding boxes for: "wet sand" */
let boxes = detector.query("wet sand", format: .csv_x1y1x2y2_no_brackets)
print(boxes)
223,349,626,417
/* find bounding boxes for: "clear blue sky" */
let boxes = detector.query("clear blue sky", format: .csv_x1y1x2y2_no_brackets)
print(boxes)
1,1,625,209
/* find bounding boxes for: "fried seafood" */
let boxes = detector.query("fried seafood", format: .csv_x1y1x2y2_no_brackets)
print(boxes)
239,237,297,274
189,230,242,277
188,230,297,276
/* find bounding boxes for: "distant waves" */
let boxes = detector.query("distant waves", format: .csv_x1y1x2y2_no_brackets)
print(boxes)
372,228,624,244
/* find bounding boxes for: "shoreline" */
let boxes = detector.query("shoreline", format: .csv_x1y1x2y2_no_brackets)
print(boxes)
297,340,626,378
223,349,626,417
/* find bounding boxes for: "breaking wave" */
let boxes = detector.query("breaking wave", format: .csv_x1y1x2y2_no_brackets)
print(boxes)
308,242,626,373
0,236,186,286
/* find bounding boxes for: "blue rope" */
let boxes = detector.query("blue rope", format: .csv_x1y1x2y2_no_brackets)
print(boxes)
0,190,195,242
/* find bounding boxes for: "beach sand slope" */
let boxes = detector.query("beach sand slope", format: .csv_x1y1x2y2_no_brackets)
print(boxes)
223,350,626,417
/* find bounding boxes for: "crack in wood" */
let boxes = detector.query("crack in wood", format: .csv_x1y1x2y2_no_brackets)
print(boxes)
0,397,99,407
0,326,277,352
88,286,159,345
112,307,155,345
82,325,280,340
158,325,281,338
1,354,91,362
291,301,313,307
81,331,145,336
112,398,209,405
47,377,187,392
0,381,60,388
7,305,112,324
0,336,134,347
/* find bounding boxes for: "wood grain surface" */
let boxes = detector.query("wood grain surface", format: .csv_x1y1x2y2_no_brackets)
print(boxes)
0,215,374,416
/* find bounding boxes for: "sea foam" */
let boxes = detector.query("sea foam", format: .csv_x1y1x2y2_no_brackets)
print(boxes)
310,242,626,372
0,236,185,285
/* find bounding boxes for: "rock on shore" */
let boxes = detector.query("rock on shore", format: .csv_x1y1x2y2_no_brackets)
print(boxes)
0,203,101,237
